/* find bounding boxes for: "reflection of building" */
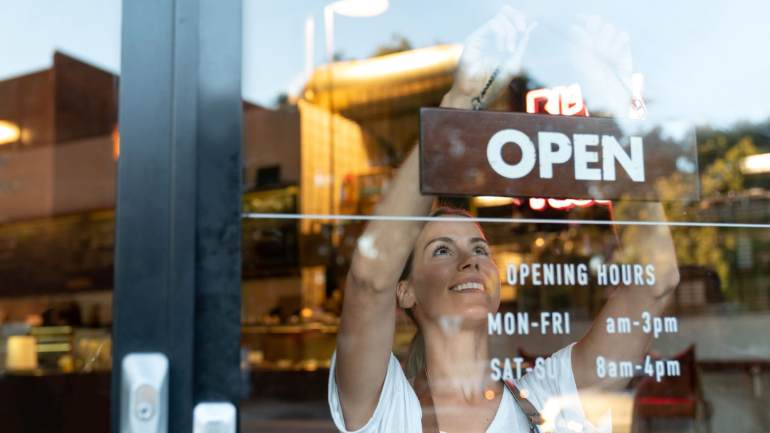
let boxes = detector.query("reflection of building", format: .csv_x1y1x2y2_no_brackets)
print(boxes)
1,46,617,327
295,45,461,307
0,47,464,372
5,45,767,374
0,52,117,150
0,55,305,324
299,44,461,214
0,53,117,223
0,53,118,313
0,54,119,424
3,45,769,433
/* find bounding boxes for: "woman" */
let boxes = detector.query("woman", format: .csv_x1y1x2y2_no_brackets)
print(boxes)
329,8,679,433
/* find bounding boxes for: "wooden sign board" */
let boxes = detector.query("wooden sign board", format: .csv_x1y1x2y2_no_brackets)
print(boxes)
420,108,699,201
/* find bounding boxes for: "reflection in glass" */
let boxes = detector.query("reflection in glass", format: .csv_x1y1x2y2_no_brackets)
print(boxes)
239,2,770,432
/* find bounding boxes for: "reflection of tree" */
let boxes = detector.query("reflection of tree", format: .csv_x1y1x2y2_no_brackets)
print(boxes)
701,137,758,195
659,131,760,299
370,34,413,57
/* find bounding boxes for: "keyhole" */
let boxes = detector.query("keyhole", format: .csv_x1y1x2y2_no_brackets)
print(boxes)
136,401,154,420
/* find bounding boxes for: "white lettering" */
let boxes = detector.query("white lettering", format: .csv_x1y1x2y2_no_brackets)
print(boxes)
543,263,555,285
490,358,501,380
564,263,576,285
540,312,550,335
519,264,530,285
573,133,602,180
504,312,515,334
597,264,608,285
645,264,656,285
488,313,502,335
486,129,646,182
538,132,572,179
531,263,541,285
507,264,517,285
487,129,537,179
487,312,531,335
577,263,589,285
602,135,645,182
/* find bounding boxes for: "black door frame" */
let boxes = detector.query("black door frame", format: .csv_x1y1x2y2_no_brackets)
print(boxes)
112,0,242,431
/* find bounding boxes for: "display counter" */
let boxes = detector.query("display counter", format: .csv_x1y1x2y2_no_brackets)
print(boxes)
0,371,110,433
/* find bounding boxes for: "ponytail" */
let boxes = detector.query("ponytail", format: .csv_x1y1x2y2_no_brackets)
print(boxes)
405,319,426,380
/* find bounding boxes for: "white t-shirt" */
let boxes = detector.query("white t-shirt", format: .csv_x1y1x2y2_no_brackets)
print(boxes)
328,343,611,433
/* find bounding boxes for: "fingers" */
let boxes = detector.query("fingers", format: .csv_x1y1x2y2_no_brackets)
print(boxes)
497,6,520,52
477,6,536,56
609,31,631,61
451,6,536,103
499,5,527,32
573,14,631,61
497,6,538,52
569,14,636,118
491,7,537,78
488,14,509,53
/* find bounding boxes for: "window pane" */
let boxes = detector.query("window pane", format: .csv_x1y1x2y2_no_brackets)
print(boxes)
0,1,120,431
240,2,769,432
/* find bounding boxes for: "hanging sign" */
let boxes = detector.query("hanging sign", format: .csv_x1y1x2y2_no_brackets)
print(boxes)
419,108,699,201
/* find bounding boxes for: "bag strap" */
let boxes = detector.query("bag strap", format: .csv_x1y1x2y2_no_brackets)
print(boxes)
502,380,543,433
415,371,543,433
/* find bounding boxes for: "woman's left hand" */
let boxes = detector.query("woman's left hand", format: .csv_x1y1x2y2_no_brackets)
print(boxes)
442,6,537,110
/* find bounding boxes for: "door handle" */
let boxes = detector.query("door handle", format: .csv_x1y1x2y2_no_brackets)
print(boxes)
193,402,237,433
120,353,169,433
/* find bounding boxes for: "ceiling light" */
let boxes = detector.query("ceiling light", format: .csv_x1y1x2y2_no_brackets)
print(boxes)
0,120,20,145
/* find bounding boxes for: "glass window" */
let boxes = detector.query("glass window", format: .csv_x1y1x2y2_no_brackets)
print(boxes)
0,2,120,430
241,1,770,432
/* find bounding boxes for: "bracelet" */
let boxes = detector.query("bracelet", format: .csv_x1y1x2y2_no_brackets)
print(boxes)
471,66,501,111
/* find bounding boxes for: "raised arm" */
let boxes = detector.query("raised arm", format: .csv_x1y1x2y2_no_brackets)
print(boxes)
334,140,432,429
334,7,535,429
572,202,680,391
566,14,681,392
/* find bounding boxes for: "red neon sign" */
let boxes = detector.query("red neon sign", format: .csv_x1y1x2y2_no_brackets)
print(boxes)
527,198,611,211
526,84,589,117
521,84,615,211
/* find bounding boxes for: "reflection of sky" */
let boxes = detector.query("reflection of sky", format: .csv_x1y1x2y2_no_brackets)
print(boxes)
2,0,769,126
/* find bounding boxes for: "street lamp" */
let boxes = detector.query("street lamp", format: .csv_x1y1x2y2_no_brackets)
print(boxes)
0,120,21,146
322,0,389,216
311,0,388,303
324,0,390,63
326,0,389,18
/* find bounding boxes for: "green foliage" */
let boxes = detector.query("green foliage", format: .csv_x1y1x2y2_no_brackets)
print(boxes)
696,119,770,168
371,34,413,57
661,132,760,299
701,137,758,195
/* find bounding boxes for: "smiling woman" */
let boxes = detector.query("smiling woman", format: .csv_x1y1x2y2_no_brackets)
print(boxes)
330,6,681,433
397,207,499,380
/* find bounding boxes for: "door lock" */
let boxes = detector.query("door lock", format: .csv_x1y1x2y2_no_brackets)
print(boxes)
120,353,169,433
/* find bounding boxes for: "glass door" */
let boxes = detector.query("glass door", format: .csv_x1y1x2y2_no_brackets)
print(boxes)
238,1,770,433
112,0,242,432
0,2,120,432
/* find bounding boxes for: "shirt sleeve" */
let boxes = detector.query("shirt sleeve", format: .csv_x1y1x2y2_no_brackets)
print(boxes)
515,343,612,433
328,351,421,433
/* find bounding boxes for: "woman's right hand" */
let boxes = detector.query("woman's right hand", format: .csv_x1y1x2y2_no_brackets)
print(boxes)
442,6,537,110
569,14,635,118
